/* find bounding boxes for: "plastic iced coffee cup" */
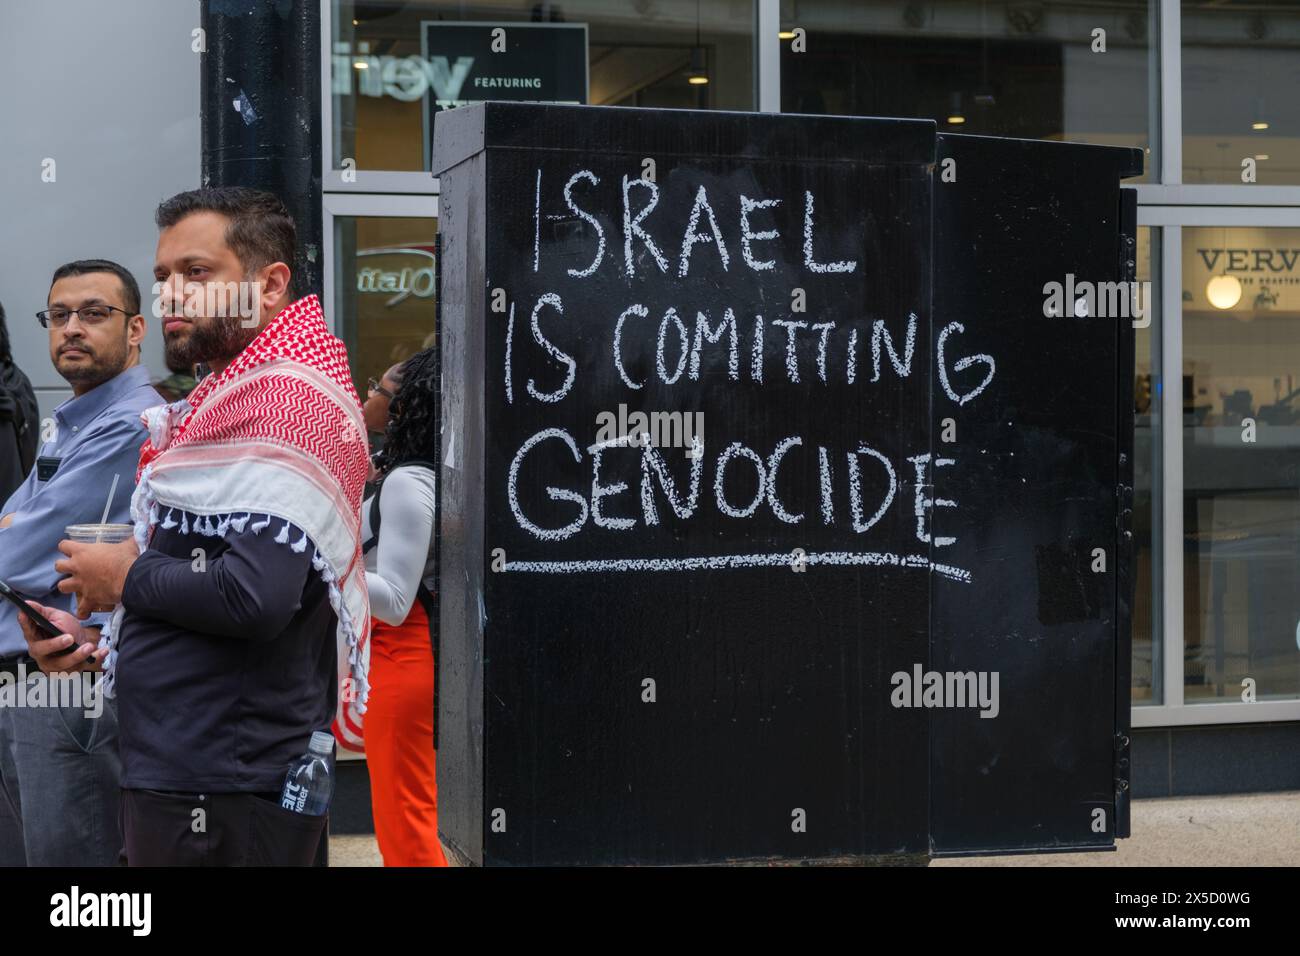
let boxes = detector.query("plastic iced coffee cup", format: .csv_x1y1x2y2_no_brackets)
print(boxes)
64,523,134,544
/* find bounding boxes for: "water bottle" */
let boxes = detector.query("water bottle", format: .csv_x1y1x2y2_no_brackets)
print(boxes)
280,730,335,816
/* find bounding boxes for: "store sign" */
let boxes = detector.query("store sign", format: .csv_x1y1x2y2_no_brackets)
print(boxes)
356,245,436,308
420,21,587,110
1195,247,1300,274
420,21,587,168
1185,243,1300,312
333,45,477,103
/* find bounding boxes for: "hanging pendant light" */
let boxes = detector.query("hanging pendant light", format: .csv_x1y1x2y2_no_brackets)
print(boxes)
947,92,965,125
688,47,709,85
1206,223,1243,312
974,0,995,107
1206,274,1243,310
687,0,709,85
1251,92,1268,130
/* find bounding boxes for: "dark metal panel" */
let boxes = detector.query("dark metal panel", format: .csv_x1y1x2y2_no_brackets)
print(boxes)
431,101,488,178
435,151,487,867
441,103,935,865
1164,723,1300,795
433,101,935,174
436,104,1139,864
929,133,1141,854
1115,187,1139,838
199,0,323,298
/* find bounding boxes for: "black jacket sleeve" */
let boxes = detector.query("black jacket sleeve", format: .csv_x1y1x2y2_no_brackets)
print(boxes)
122,525,317,641
0,362,40,474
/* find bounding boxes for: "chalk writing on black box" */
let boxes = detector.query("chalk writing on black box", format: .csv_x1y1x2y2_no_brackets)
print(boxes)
500,165,997,583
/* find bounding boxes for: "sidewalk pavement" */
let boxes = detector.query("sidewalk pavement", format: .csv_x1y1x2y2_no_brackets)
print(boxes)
329,790,1299,867
933,791,1298,866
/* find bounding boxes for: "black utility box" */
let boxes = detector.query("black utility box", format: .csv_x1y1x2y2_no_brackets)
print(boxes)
432,102,1141,865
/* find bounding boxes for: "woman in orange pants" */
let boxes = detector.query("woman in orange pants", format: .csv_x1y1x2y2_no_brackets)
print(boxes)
365,600,446,866
361,350,447,866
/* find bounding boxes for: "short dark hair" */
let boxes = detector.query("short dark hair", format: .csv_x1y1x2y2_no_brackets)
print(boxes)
49,259,142,316
155,187,296,285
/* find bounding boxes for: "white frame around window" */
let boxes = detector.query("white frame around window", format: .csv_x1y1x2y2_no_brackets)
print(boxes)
326,170,441,194
1158,223,1183,717
321,193,439,336
755,0,780,113
1138,207,1300,227
1138,186,1300,207
1158,0,1180,186
1132,207,1300,727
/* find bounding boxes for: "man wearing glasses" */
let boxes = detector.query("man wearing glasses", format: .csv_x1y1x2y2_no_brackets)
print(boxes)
0,259,159,866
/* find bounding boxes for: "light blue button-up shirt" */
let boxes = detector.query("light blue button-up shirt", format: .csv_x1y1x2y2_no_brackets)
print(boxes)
0,364,161,656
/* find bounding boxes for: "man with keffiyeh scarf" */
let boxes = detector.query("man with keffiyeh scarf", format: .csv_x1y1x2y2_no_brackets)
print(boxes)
18,187,371,866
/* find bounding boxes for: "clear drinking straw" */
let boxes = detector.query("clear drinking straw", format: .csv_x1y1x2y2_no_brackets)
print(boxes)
97,474,120,543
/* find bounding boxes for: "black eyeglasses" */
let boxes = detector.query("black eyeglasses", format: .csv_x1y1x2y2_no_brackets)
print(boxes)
367,377,395,400
37,305,131,329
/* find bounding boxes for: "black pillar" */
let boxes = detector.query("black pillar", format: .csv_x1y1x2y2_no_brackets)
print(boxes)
199,0,323,301
200,1,328,867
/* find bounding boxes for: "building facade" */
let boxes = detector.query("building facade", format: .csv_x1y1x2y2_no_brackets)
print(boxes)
327,0,1300,799
3,1,1298,805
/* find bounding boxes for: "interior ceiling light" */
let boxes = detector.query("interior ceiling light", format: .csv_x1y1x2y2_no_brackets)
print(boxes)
1206,274,1243,311
687,1,709,86
947,91,965,125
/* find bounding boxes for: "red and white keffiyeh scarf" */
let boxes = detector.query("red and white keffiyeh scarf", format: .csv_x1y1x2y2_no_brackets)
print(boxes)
99,295,372,753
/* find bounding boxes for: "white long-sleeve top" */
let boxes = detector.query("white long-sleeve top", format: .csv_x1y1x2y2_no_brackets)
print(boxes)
361,464,436,626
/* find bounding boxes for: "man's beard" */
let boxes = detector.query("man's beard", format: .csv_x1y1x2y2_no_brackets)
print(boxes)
164,312,260,370
58,338,128,391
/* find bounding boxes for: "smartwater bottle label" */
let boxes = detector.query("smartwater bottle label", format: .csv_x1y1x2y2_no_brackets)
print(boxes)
282,780,310,813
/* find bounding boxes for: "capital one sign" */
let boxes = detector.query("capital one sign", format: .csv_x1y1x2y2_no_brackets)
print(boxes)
356,246,436,308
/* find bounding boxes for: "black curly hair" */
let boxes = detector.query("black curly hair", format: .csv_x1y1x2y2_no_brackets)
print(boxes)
378,346,438,475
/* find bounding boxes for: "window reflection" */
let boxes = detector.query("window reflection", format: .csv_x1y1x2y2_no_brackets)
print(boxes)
1183,1,1300,185
1182,226,1300,701
333,0,754,171
334,215,440,405
1134,227,1161,703
780,0,1153,181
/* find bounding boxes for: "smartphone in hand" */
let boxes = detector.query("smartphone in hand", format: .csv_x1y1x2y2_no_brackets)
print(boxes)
0,578,78,655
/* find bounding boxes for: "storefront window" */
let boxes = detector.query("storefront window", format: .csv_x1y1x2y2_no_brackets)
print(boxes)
779,0,1154,182
1182,2,1300,185
332,0,755,172
334,215,439,402
1182,225,1300,702
1134,226,1161,704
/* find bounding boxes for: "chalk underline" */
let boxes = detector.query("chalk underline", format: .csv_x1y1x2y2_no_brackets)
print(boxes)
502,551,972,583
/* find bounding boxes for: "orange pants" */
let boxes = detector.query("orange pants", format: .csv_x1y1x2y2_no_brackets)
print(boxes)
365,600,447,866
